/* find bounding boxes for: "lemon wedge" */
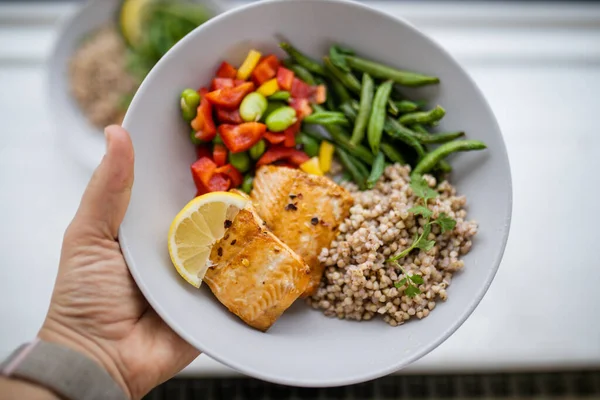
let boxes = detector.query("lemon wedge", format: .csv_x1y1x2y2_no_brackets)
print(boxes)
119,0,153,48
168,192,249,288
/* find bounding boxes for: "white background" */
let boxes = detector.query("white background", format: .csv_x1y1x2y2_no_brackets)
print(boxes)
0,1,599,377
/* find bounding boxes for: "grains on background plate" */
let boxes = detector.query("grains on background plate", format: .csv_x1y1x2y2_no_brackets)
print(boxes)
307,164,478,326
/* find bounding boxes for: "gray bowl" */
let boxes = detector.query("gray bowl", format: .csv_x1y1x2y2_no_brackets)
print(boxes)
120,0,512,387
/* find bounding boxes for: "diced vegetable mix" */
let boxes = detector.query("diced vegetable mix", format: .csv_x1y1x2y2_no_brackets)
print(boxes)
181,42,487,195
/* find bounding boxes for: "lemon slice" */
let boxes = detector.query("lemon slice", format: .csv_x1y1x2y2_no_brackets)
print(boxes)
168,192,249,288
119,0,153,48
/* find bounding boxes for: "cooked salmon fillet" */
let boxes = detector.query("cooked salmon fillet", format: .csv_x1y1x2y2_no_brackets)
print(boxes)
251,166,354,296
203,206,311,331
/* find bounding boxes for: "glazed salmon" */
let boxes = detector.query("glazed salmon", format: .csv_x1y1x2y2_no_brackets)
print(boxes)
204,206,311,331
251,166,353,296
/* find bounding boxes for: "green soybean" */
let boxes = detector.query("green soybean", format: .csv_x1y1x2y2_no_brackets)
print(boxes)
268,91,291,102
229,151,251,173
240,92,268,122
304,111,349,126
181,88,200,121
350,73,374,145
398,106,446,125
261,101,286,122
384,117,426,159
368,80,393,154
297,133,320,157
280,42,326,75
412,140,487,178
323,56,361,94
249,139,266,160
241,174,254,194
366,151,386,189
265,106,297,132
380,142,406,165
345,56,440,86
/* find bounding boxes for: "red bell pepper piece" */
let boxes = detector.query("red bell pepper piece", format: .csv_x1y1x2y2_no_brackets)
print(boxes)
290,77,312,99
216,107,243,124
264,131,286,145
276,67,295,91
283,121,300,147
213,144,228,167
251,55,281,85
256,145,310,167
211,78,235,91
274,161,297,169
216,61,237,79
310,84,327,104
205,82,255,109
289,98,313,120
234,79,246,86
218,122,267,153
191,90,217,141
191,157,231,193
215,164,243,188
195,145,212,160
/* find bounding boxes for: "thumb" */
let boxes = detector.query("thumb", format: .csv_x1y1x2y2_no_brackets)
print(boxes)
73,125,135,239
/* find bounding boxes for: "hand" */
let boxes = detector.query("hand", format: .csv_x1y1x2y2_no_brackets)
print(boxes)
38,126,199,399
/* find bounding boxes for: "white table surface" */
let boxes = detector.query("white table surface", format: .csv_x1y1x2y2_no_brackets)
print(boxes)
1,1,599,378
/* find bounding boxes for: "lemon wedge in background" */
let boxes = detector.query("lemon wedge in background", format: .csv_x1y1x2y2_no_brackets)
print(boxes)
120,0,153,48
168,192,249,288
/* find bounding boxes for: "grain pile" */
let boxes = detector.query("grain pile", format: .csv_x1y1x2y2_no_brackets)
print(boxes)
69,26,138,128
307,164,478,326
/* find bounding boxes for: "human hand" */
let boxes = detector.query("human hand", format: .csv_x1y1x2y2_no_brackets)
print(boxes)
38,126,199,399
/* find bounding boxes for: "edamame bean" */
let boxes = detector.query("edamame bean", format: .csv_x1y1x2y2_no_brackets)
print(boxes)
228,151,251,173
411,140,487,178
350,73,374,145
268,91,291,102
297,133,320,157
241,174,254,194
261,101,286,122
265,106,297,132
380,142,406,165
240,92,268,122
190,130,204,145
180,88,200,121
323,57,361,94
280,42,326,75
249,139,266,160
398,106,445,125
368,80,393,154
345,56,440,86
366,152,386,189
303,111,349,126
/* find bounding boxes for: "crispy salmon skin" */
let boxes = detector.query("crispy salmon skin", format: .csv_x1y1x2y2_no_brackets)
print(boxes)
204,206,311,331
251,166,353,296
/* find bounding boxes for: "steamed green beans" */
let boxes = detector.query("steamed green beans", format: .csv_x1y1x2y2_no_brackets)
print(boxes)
384,117,426,159
368,80,393,154
366,151,386,189
345,56,440,86
412,140,487,178
380,142,406,165
336,148,367,189
303,111,349,126
350,73,374,145
280,42,326,75
399,106,446,125
326,125,375,165
323,57,361,94
287,64,316,85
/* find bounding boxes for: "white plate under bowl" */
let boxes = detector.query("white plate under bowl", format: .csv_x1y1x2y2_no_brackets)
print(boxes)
121,0,512,387
47,0,225,171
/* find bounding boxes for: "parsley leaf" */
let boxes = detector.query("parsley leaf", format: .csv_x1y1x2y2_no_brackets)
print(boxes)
405,285,421,298
410,178,438,204
436,212,457,233
415,239,435,251
410,274,424,285
408,205,432,218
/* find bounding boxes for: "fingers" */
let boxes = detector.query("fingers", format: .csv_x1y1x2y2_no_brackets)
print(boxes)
73,125,135,239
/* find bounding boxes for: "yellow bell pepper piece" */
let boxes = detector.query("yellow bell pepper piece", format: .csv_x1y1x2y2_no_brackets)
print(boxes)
237,49,262,80
300,157,324,176
257,78,280,97
319,141,335,173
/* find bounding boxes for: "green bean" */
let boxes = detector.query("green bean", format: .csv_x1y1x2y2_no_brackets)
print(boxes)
411,140,487,178
350,73,374,146
213,135,224,145
380,142,406,165
368,80,393,154
325,125,374,165
339,101,357,123
190,130,204,145
327,73,352,104
311,103,326,113
265,106,297,132
297,132,320,157
228,151,251,173
180,88,200,121
387,99,399,116
323,57,361,94
436,160,452,174
336,148,367,190
241,174,254,194
249,139,266,160
280,42,326,75
239,92,268,122
302,125,328,141
268,91,291,102
398,106,446,126
411,123,429,134
329,45,351,72
345,56,440,86
384,117,426,159
366,152,386,189
395,100,420,113
413,130,465,144
316,76,337,111
303,111,349,126
287,64,316,85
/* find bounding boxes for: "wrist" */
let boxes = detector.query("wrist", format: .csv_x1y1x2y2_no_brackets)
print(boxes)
38,319,131,400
